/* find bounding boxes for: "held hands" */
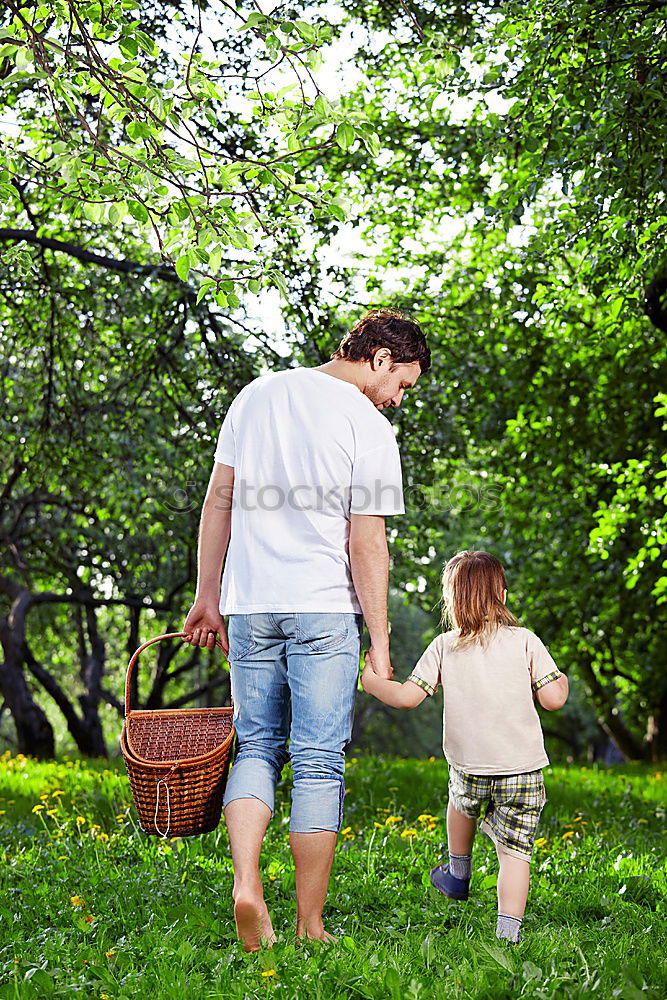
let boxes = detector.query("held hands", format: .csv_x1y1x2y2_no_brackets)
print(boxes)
182,596,228,654
366,644,394,680
361,648,391,694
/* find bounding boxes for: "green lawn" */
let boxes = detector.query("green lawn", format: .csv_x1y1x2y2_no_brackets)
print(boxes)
1,750,665,999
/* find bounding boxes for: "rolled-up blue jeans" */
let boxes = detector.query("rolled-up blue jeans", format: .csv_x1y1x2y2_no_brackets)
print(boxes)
222,612,363,833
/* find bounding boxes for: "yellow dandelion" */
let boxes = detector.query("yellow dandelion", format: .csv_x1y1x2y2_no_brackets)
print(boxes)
0,810,5,816
96,832,109,842
534,837,548,847
76,816,86,825
70,895,85,906
573,816,585,823
46,809,58,818
401,828,418,838
562,831,574,840
341,827,352,835
84,914,96,924
374,821,385,829
32,804,45,813
105,950,115,959
101,994,109,999
39,794,49,801
91,824,101,832
261,970,276,977
58,856,68,860
51,790,64,797
385,815,403,825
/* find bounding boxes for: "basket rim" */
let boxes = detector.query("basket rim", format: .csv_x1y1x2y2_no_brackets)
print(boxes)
122,717,235,770
126,705,233,718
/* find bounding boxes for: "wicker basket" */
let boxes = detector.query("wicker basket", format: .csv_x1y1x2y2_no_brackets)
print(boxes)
120,631,234,838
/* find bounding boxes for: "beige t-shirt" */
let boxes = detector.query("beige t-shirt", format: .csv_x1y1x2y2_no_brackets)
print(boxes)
408,625,563,776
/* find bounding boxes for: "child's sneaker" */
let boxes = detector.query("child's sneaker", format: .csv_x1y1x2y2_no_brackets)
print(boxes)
429,864,470,901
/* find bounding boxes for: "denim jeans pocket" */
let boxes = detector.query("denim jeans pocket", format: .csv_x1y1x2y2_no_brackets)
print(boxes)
228,614,257,660
297,613,352,653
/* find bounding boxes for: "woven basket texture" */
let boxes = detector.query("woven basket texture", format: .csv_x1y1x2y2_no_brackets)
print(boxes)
120,633,234,838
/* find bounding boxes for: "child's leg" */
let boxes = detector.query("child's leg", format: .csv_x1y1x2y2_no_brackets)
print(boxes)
480,771,545,942
447,800,477,877
431,769,486,898
496,844,530,918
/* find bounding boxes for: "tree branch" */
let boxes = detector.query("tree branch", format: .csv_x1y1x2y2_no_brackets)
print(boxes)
0,229,180,282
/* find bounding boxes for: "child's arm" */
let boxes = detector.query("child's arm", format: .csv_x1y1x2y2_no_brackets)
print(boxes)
361,651,428,709
536,673,569,711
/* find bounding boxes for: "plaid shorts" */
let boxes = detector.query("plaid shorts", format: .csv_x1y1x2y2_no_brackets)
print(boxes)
448,765,546,862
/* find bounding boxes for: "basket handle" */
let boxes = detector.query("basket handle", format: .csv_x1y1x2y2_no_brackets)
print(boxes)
124,631,228,718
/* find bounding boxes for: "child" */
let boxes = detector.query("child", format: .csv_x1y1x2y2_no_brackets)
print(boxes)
361,550,569,944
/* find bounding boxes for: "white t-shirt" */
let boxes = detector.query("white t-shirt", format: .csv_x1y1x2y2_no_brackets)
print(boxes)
214,367,405,614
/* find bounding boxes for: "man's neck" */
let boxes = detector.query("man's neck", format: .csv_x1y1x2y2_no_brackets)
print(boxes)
313,360,365,393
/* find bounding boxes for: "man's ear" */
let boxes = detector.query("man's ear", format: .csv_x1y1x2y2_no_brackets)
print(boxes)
371,347,392,370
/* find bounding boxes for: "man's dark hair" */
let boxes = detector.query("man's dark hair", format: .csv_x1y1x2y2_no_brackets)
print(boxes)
331,308,431,373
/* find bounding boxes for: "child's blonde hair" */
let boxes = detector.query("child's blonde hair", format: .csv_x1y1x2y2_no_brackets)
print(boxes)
441,550,518,648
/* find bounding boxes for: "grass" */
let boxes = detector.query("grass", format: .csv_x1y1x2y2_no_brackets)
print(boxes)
0,750,665,999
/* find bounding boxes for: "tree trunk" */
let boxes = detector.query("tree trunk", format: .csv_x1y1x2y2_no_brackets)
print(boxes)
126,604,141,712
578,651,647,761
645,689,667,762
0,609,55,758
77,601,108,757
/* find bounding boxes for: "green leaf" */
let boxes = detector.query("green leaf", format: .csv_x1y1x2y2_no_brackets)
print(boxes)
196,280,215,304
175,253,191,281
268,269,288,299
127,200,148,223
287,132,302,153
335,122,355,151
118,36,138,59
109,201,127,226
60,158,82,183
82,202,104,223
208,245,222,273
361,131,381,156
294,20,316,43
126,121,152,140
135,30,159,57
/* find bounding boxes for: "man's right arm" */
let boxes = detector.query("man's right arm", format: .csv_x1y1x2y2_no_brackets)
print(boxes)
349,513,393,678
182,461,234,653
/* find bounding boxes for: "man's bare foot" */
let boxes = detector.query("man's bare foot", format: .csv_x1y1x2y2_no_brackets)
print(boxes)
296,919,338,943
234,892,276,953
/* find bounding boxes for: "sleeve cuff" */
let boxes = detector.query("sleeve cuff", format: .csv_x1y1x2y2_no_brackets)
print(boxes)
407,673,435,697
214,452,235,466
532,670,562,692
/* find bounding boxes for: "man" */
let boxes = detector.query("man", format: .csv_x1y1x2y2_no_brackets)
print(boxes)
182,308,430,950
